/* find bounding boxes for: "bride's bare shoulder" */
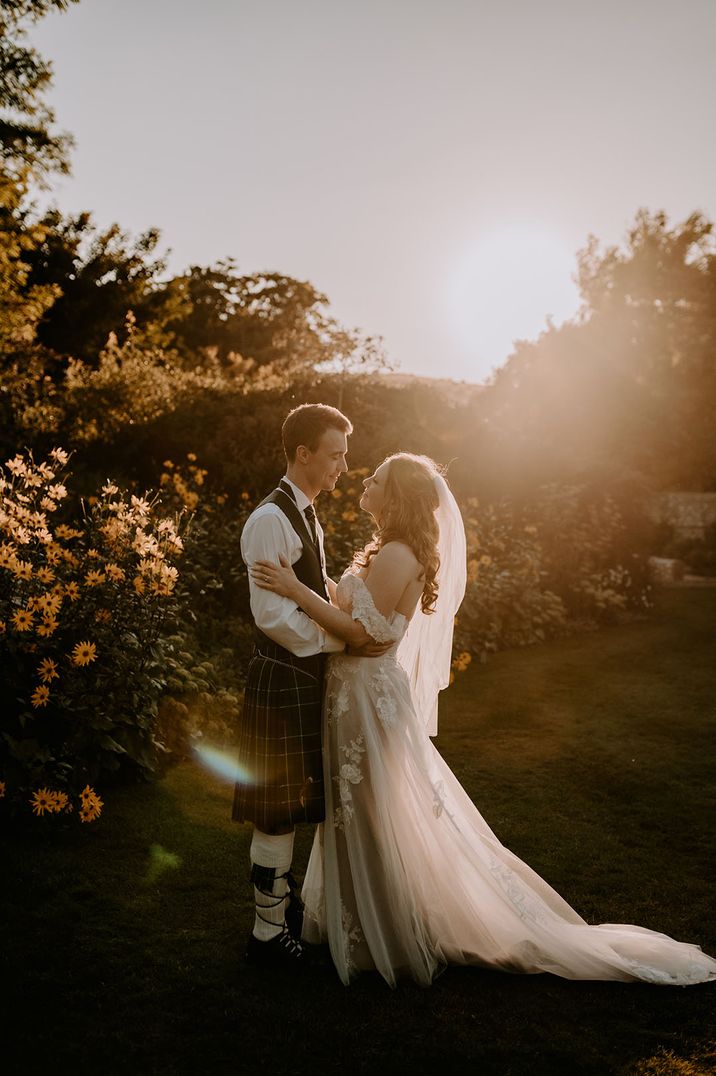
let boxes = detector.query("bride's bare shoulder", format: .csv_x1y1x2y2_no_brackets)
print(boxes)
373,541,421,577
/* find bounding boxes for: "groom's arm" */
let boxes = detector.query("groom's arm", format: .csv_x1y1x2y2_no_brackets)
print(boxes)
241,507,344,657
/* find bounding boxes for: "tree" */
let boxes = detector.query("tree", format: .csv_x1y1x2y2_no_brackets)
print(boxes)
474,210,716,492
162,261,386,373
25,210,184,362
0,1,79,179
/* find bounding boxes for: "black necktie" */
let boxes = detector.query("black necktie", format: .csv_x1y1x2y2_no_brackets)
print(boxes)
304,504,319,549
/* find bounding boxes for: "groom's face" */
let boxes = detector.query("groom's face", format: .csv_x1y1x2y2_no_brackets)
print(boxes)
304,427,349,493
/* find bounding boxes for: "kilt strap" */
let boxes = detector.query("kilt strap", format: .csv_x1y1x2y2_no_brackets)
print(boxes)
252,637,325,682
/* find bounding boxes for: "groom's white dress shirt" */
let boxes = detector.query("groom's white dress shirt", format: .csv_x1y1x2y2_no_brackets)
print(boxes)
241,475,344,658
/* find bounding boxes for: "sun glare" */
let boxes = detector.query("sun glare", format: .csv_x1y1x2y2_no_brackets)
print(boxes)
444,227,581,380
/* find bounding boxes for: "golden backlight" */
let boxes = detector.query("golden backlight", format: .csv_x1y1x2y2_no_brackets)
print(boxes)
444,226,581,379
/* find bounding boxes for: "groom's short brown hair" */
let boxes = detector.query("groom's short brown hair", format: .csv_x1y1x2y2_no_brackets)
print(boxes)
282,404,353,462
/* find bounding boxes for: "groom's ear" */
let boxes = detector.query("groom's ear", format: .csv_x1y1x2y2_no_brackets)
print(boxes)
295,444,311,465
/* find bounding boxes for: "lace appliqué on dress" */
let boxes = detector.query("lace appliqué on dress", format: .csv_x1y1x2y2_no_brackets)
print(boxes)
488,855,550,927
341,902,363,973
333,734,365,830
343,574,402,644
370,666,399,729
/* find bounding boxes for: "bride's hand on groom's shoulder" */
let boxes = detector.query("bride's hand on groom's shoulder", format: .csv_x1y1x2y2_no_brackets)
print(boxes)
251,555,301,600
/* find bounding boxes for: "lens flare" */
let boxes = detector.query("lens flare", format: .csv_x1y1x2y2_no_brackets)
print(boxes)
192,743,253,785
146,843,182,883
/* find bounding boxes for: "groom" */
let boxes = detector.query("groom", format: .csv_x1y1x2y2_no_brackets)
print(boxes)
232,403,352,967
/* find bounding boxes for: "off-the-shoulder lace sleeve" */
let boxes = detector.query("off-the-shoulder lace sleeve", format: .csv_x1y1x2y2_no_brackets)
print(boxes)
344,575,402,644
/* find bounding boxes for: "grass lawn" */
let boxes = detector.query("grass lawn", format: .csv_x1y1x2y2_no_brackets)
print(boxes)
3,587,715,1075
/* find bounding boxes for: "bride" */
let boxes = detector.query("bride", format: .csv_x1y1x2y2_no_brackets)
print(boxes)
251,452,716,988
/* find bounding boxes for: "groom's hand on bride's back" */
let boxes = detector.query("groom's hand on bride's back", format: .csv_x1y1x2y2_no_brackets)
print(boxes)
346,639,393,657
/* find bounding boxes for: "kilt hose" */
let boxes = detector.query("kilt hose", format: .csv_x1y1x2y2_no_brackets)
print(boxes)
232,640,326,831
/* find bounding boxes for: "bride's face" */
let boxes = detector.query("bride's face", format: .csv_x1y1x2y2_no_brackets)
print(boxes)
360,461,389,521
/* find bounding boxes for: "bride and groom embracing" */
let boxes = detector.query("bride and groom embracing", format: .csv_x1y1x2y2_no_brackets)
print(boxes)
231,403,716,988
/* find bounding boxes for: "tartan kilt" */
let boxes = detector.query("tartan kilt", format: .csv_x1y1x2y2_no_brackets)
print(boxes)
232,645,326,830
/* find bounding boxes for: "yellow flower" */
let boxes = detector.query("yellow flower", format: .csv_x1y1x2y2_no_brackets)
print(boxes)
71,640,97,666
87,548,102,559
43,591,63,615
186,452,197,462
13,559,33,581
64,581,80,601
95,609,111,623
0,780,5,798
131,495,151,515
31,684,50,708
105,562,125,582
241,491,250,501
133,575,145,595
150,577,175,595
30,788,54,816
36,617,58,637
0,542,16,568
38,657,59,683
45,543,62,564
102,482,119,495
84,569,106,587
50,447,69,466
79,785,103,821
40,496,58,513
52,790,68,812
0,620,6,634
162,460,173,469
36,565,55,584
48,483,68,501
341,510,357,522
11,608,34,632
6,455,28,476
87,495,98,506
331,489,342,498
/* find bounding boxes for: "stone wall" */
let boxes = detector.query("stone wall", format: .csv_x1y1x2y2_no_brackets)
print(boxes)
646,492,716,540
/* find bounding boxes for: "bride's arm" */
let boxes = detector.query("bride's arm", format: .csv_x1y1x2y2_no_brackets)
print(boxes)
252,543,418,647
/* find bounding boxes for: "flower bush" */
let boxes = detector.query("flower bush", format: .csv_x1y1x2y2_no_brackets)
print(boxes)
455,498,567,661
527,485,652,622
0,448,187,819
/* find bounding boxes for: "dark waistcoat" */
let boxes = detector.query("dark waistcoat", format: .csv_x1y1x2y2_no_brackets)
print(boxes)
252,485,328,663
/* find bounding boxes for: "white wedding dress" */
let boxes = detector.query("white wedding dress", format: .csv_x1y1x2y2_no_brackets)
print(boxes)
301,570,716,989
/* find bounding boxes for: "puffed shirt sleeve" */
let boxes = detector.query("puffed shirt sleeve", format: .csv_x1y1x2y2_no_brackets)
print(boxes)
241,505,344,657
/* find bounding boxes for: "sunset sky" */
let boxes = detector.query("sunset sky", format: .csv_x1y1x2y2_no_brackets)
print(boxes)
31,0,716,383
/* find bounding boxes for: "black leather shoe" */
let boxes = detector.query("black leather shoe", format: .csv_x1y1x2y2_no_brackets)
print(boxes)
246,927,306,969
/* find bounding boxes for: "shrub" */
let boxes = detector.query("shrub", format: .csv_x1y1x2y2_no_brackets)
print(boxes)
528,485,652,621
455,498,567,661
0,448,187,818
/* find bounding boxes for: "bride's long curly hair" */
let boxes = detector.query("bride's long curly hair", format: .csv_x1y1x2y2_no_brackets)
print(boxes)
353,453,442,614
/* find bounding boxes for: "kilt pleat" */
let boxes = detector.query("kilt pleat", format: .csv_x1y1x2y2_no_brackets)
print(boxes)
232,650,326,830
